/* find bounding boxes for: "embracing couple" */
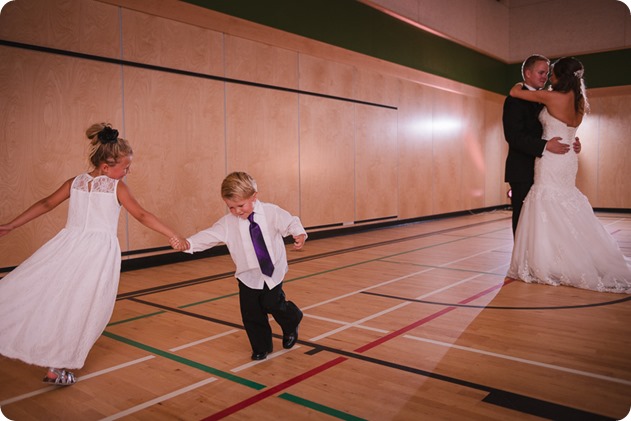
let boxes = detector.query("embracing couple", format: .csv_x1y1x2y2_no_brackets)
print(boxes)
503,54,631,294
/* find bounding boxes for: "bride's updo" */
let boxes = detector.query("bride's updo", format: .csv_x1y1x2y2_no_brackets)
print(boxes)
550,57,590,114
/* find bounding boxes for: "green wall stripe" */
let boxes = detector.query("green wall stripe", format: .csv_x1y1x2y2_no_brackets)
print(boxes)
182,0,631,93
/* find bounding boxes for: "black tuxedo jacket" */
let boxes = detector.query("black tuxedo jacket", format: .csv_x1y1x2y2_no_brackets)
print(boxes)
502,86,547,183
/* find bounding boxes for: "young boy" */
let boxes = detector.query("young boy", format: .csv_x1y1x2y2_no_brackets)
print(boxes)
173,172,306,360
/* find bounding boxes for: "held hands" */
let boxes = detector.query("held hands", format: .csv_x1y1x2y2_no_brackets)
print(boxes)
292,234,306,250
169,236,190,251
545,137,571,154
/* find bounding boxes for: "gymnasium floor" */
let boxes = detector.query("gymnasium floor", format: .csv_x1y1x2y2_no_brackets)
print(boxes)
1,209,630,420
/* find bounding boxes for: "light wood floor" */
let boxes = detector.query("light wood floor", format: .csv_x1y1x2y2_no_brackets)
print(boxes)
1,209,630,420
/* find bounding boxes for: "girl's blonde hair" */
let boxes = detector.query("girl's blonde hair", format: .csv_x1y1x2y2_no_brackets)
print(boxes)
85,123,132,168
221,172,258,200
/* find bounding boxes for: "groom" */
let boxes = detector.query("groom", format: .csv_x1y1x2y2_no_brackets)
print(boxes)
502,54,581,236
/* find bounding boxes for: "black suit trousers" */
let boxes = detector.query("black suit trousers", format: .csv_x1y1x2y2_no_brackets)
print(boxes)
238,280,302,354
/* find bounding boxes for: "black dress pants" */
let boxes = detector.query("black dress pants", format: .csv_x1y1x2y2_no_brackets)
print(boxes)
238,280,302,354
509,181,533,236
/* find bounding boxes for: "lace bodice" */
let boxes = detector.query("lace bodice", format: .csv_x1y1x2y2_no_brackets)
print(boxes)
534,108,578,188
65,173,121,234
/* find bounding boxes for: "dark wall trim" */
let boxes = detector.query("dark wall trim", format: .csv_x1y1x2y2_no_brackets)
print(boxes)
0,39,396,110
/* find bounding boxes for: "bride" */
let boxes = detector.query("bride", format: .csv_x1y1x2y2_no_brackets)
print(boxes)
506,57,631,293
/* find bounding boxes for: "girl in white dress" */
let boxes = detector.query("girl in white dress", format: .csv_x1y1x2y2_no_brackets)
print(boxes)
507,58,631,293
0,123,185,385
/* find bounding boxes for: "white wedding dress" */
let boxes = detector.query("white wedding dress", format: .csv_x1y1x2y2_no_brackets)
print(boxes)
508,108,631,293
0,174,122,369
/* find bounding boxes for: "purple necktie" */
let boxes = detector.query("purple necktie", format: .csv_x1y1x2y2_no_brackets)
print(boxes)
248,212,274,276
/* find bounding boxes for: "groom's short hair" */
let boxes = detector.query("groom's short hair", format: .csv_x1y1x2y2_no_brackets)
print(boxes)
521,54,550,79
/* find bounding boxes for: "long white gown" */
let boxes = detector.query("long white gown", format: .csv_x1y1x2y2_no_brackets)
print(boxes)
508,108,631,293
0,174,122,369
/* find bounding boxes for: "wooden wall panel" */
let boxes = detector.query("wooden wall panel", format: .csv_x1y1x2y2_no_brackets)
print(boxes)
460,95,486,210
225,84,300,216
121,8,224,76
0,48,122,268
595,94,631,208
355,105,398,222
3,0,630,271
354,68,399,107
0,0,120,58
299,96,355,228
121,68,226,251
397,79,434,219
431,89,464,214
574,110,599,203
225,35,298,89
483,97,508,207
299,54,355,99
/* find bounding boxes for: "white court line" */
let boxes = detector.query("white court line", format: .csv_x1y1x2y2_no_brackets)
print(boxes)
4,231,626,416
304,314,388,333
0,329,239,406
0,356,156,406
98,377,217,421
308,246,507,342
403,335,631,386
169,329,239,352
231,346,302,373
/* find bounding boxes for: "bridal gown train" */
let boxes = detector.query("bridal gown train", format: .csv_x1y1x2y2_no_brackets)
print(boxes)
508,108,631,293
0,174,122,369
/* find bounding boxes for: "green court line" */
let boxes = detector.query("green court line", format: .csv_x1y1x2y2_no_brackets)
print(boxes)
107,311,166,326
102,330,265,390
102,331,366,420
279,393,367,421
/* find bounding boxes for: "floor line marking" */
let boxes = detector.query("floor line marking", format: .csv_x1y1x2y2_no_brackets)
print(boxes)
99,377,218,421
403,335,631,386
231,347,301,372
200,357,348,421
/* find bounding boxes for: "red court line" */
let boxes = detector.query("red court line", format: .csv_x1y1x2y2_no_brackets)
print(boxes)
355,278,512,353
201,278,513,420
201,357,347,421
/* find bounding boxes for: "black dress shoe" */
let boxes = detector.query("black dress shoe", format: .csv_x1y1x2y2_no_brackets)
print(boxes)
283,310,303,349
251,351,268,360
282,331,298,349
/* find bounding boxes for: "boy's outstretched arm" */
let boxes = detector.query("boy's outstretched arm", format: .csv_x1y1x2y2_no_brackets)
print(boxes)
292,234,306,250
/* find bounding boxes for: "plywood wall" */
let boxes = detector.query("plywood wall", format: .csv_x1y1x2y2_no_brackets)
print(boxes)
0,0,629,269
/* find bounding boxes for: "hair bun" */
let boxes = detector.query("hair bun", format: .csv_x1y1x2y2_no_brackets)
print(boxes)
97,126,119,144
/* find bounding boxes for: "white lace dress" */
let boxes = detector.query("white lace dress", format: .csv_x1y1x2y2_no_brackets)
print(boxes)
508,108,631,293
0,174,123,368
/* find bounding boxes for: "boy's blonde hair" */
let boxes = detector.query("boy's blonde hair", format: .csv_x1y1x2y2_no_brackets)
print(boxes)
221,172,258,200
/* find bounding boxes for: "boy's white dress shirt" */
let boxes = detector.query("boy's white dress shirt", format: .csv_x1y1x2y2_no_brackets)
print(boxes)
185,200,307,290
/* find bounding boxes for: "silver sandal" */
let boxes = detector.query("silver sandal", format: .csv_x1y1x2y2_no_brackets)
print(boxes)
43,368,76,386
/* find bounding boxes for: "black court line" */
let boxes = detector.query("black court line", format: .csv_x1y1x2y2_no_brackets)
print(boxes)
115,215,511,300
124,297,613,420
361,291,631,310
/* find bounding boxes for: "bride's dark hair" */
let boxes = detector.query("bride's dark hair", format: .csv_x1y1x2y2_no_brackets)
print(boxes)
550,57,590,114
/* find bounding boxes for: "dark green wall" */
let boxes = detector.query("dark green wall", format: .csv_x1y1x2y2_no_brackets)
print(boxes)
184,0,631,94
